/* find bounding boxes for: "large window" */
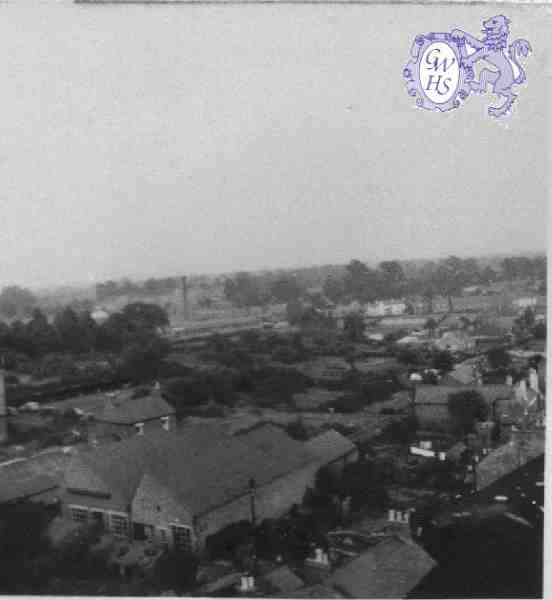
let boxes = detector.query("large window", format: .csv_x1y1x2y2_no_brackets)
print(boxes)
172,525,193,552
70,506,89,524
109,513,130,537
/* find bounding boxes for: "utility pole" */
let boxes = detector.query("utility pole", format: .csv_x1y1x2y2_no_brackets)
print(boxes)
249,478,257,526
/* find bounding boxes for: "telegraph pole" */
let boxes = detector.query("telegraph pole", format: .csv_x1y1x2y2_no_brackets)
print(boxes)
249,478,257,526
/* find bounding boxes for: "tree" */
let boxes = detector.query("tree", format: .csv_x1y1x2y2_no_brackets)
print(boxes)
345,260,379,302
224,273,263,307
119,302,169,331
533,322,546,340
53,307,96,353
447,390,489,435
425,317,438,338
286,300,303,325
432,350,454,373
434,256,468,311
119,335,170,383
0,286,37,319
343,312,366,343
323,275,346,304
25,309,59,356
378,260,406,297
486,346,511,370
151,551,198,593
480,266,498,284
270,276,302,303
521,307,535,328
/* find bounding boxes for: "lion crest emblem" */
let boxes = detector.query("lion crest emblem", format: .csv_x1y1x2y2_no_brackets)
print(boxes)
403,15,532,117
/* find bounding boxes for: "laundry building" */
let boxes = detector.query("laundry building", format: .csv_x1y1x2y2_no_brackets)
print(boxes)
62,425,351,552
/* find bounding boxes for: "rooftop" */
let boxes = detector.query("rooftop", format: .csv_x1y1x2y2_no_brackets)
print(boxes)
65,424,317,516
305,429,357,464
96,391,175,425
414,384,513,405
326,536,436,599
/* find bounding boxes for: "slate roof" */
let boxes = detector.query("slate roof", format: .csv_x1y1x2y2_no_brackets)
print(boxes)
65,424,317,516
0,473,58,504
326,536,436,599
440,362,478,386
96,392,175,425
305,430,357,465
261,566,304,594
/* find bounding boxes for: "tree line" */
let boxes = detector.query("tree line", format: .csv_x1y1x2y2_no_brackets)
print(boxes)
222,254,546,309
0,303,171,384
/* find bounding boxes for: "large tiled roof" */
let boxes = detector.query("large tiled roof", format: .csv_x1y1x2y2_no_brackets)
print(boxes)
95,392,175,424
65,424,317,516
305,429,356,464
326,536,436,599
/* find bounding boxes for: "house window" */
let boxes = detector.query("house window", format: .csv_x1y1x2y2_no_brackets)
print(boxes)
70,506,89,524
135,422,144,436
109,513,130,537
172,525,193,552
161,416,170,431
158,527,168,547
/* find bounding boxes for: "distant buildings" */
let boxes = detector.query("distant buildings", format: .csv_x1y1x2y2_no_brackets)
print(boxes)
89,390,176,440
434,331,476,353
365,300,407,317
513,296,538,310
412,384,514,433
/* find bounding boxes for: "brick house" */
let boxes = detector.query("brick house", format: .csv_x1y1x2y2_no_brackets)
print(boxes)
413,384,514,432
62,425,333,551
90,391,176,440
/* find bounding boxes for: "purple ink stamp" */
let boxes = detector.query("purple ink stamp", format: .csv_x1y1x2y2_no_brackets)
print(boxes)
403,16,532,118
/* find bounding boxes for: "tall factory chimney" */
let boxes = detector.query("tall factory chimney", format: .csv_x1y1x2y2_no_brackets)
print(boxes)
0,369,7,444
180,276,191,321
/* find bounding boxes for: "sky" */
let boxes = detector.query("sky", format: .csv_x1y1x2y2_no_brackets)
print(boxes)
0,0,549,288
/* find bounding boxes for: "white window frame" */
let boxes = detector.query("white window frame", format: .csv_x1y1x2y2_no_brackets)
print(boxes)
69,504,89,524
108,511,130,537
160,416,170,431
158,527,169,547
135,422,145,436
171,524,193,552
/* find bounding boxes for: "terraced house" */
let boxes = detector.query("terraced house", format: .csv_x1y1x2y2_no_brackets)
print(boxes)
62,425,350,551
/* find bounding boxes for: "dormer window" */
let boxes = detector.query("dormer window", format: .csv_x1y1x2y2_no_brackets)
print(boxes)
135,422,144,436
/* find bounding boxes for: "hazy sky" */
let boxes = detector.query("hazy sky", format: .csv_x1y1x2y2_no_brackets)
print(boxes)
1,1,549,288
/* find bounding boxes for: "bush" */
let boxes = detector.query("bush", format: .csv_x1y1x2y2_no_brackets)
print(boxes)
447,390,488,435
331,393,365,413
151,551,198,592
284,419,309,441
486,347,511,370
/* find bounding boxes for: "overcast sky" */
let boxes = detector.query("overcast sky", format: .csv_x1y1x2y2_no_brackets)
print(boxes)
0,1,549,288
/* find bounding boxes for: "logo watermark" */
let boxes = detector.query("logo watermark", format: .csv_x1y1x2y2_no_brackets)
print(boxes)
403,16,532,118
